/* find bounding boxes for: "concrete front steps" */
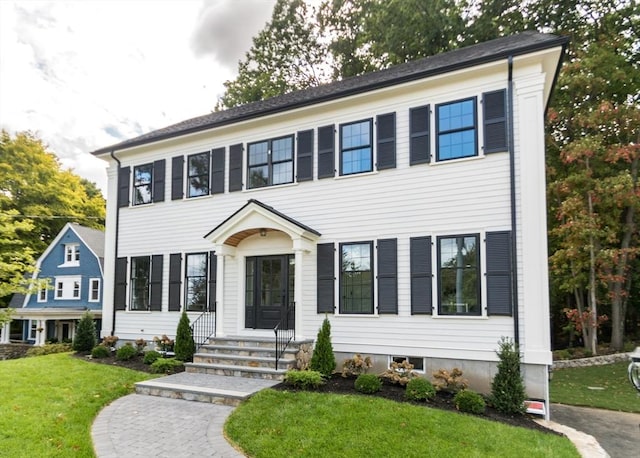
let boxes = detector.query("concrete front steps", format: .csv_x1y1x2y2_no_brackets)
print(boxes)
135,336,312,406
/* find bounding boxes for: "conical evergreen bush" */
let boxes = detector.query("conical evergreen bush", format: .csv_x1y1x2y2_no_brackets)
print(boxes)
309,316,336,376
490,337,526,414
73,311,97,352
174,311,196,362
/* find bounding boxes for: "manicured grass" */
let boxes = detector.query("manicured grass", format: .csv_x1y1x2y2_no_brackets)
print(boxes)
550,361,640,413
0,353,155,457
226,390,579,458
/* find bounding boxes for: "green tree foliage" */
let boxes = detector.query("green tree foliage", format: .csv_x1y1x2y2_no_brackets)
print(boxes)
174,311,196,362
73,311,97,352
490,337,526,414
0,210,36,305
309,316,336,376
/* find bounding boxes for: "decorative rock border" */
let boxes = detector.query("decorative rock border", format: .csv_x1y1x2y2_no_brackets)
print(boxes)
0,343,32,360
552,352,631,370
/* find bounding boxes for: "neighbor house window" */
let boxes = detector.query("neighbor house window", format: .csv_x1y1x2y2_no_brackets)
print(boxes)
130,256,151,310
29,321,38,340
247,135,294,189
436,98,477,161
185,253,207,311
340,242,373,314
89,278,101,302
38,282,48,302
133,164,153,205
56,281,63,298
73,281,80,298
54,276,82,300
340,119,373,175
438,234,480,315
188,152,210,197
62,244,80,265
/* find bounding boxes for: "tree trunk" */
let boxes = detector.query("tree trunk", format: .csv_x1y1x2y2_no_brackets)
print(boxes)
587,190,598,355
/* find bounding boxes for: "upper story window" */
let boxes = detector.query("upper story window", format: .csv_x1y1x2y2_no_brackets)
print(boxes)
38,282,48,302
185,253,207,311
436,98,477,161
437,234,480,315
247,135,294,189
340,119,372,175
89,278,101,302
188,152,210,197
133,164,153,205
54,276,81,300
340,242,373,314
62,244,80,266
130,256,150,311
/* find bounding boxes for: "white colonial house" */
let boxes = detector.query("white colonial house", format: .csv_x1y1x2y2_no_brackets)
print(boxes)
93,32,567,403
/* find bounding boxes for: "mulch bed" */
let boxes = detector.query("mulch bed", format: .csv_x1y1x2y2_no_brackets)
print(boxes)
72,351,184,374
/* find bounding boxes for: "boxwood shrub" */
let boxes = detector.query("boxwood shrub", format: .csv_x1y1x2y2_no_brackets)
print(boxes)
354,374,382,394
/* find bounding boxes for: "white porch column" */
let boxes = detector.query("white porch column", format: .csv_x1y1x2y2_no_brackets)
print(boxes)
294,248,304,340
213,243,236,338
0,322,10,343
36,320,47,346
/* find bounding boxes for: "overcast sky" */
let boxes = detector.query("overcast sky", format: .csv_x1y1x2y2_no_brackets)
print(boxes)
0,0,276,196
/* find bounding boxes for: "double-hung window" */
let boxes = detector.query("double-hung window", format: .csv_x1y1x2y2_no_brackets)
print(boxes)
340,242,373,314
340,119,373,175
185,253,207,311
54,276,81,300
133,164,153,205
188,152,210,197
247,135,294,189
89,278,101,302
64,244,80,264
436,98,477,161
438,234,480,315
130,256,151,311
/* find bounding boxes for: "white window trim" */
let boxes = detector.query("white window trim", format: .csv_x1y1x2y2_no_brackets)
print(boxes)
60,243,80,267
29,320,38,340
53,276,82,300
389,355,426,374
89,278,101,302
37,281,49,303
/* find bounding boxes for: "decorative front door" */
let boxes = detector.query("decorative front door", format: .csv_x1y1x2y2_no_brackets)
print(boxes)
245,255,294,329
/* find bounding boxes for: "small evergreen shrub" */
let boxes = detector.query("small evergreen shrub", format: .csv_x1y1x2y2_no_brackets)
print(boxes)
174,311,196,362
116,343,137,361
309,317,336,377
354,374,382,394
432,367,468,394
143,350,161,365
490,337,526,414
150,357,184,374
91,345,110,359
25,343,73,357
454,390,486,414
341,353,373,377
73,311,97,352
380,360,417,386
405,377,436,401
284,370,325,389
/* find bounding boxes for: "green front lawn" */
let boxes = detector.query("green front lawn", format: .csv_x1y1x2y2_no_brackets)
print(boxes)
550,361,640,413
0,353,155,457
226,390,579,458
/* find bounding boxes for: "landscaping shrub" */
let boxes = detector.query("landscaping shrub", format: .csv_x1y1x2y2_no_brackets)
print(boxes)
143,350,161,365
454,390,486,414
174,311,196,362
25,343,72,357
101,335,119,348
73,311,97,352
284,370,325,389
116,343,137,361
150,357,184,374
135,338,146,354
355,374,382,394
405,377,436,401
432,367,468,393
309,317,336,377
341,353,372,377
380,360,417,386
490,337,526,414
91,345,110,359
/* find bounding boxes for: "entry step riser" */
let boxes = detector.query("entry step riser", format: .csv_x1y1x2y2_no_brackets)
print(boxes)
135,385,244,406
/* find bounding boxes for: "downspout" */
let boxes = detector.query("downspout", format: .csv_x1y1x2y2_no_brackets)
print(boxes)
507,56,520,344
110,151,121,337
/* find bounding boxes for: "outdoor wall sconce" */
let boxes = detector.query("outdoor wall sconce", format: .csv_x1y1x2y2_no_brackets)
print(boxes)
260,228,267,237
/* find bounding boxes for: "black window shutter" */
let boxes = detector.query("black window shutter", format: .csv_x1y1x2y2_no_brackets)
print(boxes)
168,253,182,312
208,251,217,312
211,147,225,194
117,166,130,208
171,156,184,200
296,129,314,182
410,236,432,314
317,243,335,313
483,89,508,153
377,238,398,314
114,257,128,311
410,105,430,165
317,125,335,179
149,254,163,311
376,113,396,170
229,143,243,192
153,159,165,203
486,231,513,315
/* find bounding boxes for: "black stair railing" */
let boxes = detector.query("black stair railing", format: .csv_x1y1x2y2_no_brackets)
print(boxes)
191,306,216,350
274,302,295,370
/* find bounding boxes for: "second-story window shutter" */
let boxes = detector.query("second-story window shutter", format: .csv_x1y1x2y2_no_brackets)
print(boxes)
114,257,128,311
486,231,513,315
296,129,314,182
410,236,433,314
483,89,508,153
211,147,225,194
317,125,335,179
376,113,396,170
410,105,430,165
208,251,217,312
168,253,182,312
171,156,184,200
317,243,335,313
117,166,130,208
149,254,163,311
229,143,243,192
377,238,398,314
153,160,165,203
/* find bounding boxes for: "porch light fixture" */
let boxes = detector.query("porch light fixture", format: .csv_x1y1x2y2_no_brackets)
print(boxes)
260,228,267,237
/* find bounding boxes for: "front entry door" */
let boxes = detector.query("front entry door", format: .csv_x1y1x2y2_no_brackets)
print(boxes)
245,255,294,329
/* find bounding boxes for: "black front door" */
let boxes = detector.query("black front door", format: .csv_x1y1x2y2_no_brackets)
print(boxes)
245,255,294,329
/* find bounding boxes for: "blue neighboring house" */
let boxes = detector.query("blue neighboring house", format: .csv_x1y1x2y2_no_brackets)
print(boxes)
1,223,104,345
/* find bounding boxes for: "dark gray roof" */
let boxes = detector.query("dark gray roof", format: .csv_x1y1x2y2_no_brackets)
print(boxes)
8,293,25,308
70,224,105,264
93,31,567,156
